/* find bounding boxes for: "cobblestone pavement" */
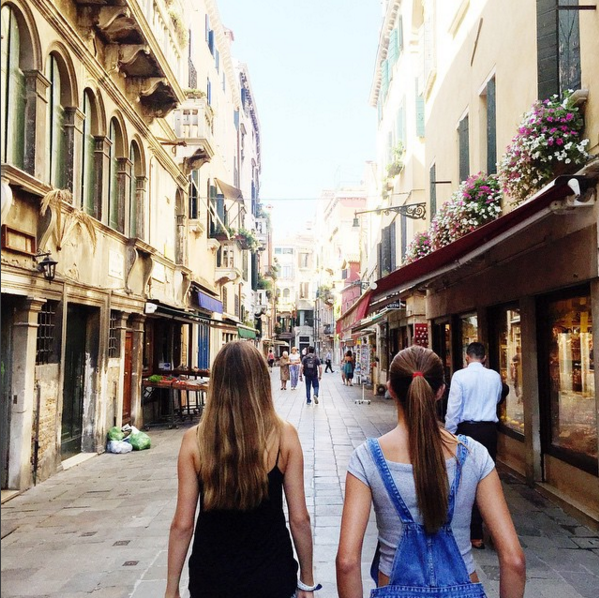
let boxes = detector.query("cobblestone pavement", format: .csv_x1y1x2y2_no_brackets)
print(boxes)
2,368,599,598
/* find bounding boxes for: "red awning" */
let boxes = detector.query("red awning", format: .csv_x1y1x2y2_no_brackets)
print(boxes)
335,291,372,336
371,174,593,301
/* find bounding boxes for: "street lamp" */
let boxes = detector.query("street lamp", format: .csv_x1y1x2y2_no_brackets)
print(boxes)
34,252,58,282
352,202,427,227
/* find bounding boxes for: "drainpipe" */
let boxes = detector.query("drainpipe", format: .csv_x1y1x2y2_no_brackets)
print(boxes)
32,382,41,486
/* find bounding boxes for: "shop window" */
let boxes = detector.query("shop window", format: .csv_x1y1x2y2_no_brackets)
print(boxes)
490,305,524,436
36,301,59,365
459,313,478,367
541,289,596,467
1,5,26,169
108,311,121,358
143,321,154,374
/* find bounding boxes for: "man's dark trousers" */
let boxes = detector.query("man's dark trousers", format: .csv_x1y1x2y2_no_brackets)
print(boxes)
456,421,498,541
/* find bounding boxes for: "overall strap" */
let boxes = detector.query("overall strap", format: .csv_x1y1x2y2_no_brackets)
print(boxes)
447,435,469,523
367,438,414,524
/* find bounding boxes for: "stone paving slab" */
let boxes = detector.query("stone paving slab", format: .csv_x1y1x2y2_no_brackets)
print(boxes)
2,369,598,597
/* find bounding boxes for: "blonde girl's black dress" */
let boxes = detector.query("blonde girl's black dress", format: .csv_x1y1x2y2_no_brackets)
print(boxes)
188,458,298,598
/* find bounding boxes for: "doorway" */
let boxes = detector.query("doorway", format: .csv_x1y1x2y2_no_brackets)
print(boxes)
122,331,133,425
61,304,92,459
1,295,16,488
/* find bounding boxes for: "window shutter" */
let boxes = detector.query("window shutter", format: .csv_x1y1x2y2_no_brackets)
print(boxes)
81,92,96,215
558,0,581,93
536,0,559,99
215,49,220,73
397,16,404,54
207,78,211,104
415,90,425,138
389,221,397,272
429,163,437,218
486,78,497,174
458,115,469,183
382,226,392,277
400,215,407,263
208,29,214,55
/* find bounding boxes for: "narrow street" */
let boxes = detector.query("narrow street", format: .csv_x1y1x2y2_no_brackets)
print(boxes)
2,370,598,598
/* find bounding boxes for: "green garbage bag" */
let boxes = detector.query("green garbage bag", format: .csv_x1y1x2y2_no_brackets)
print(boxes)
107,426,125,441
129,431,151,451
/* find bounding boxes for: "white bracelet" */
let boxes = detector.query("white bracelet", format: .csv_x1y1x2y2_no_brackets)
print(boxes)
297,580,322,592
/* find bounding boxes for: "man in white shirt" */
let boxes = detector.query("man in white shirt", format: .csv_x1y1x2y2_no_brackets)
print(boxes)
445,341,502,548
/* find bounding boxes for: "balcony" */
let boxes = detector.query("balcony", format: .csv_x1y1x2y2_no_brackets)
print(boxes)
173,96,215,173
215,266,241,285
75,0,185,118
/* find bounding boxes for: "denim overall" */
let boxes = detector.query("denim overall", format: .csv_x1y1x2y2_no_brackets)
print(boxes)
367,436,487,597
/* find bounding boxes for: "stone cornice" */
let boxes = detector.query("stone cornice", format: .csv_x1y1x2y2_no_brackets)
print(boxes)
29,0,186,184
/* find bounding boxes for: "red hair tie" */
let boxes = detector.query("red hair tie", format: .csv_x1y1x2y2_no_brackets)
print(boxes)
412,371,424,378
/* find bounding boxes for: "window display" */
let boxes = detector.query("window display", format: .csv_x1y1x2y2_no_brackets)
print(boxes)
460,314,478,367
494,307,525,435
547,293,596,460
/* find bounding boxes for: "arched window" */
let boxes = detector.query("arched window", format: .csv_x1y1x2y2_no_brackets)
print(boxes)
108,120,118,229
283,288,290,299
80,90,96,215
1,5,26,168
45,54,65,187
129,142,138,238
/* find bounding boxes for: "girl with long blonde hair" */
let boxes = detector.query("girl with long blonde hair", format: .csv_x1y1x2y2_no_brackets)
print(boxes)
336,345,525,598
166,341,320,598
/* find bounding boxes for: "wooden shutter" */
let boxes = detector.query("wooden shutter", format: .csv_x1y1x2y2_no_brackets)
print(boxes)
558,0,581,93
536,0,559,99
415,91,425,138
400,215,407,262
486,78,497,174
458,116,469,183
429,163,437,218
389,222,397,272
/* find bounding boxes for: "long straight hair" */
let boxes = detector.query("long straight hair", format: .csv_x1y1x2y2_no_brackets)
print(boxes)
388,345,448,533
197,341,281,511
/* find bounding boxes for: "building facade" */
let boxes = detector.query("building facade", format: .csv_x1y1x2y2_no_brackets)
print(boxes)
0,0,265,492
358,0,599,524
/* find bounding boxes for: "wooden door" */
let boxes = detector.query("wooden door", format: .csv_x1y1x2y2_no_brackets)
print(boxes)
62,304,87,459
1,296,15,488
122,331,133,424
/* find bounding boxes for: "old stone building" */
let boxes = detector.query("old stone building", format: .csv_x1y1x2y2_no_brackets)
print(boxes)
1,0,267,493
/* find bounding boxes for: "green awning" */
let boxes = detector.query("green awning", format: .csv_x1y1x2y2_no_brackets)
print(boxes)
238,325,257,339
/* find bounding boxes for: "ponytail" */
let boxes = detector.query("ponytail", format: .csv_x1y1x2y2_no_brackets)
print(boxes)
389,346,448,533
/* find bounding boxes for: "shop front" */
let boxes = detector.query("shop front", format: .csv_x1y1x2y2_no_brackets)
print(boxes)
368,174,599,524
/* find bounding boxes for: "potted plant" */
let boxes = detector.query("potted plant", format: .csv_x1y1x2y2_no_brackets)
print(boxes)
498,90,590,206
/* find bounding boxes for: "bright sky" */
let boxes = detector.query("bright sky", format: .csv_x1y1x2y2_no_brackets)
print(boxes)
218,0,381,237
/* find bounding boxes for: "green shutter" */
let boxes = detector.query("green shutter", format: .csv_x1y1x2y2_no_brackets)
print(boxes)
429,163,437,218
458,116,469,183
558,0,581,93
536,0,559,100
486,78,497,174
415,92,425,138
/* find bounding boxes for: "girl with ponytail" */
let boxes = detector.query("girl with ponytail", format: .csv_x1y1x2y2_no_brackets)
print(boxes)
337,345,525,598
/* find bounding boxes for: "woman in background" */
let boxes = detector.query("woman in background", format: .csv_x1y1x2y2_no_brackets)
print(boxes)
343,350,355,386
289,347,302,390
165,342,320,598
336,345,525,598
280,350,291,390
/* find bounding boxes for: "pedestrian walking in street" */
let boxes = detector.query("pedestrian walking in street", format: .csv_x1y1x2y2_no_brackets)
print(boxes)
342,350,355,386
279,350,290,390
289,346,301,389
165,341,321,598
301,346,322,405
267,348,275,372
324,350,334,373
444,341,503,549
336,345,525,598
